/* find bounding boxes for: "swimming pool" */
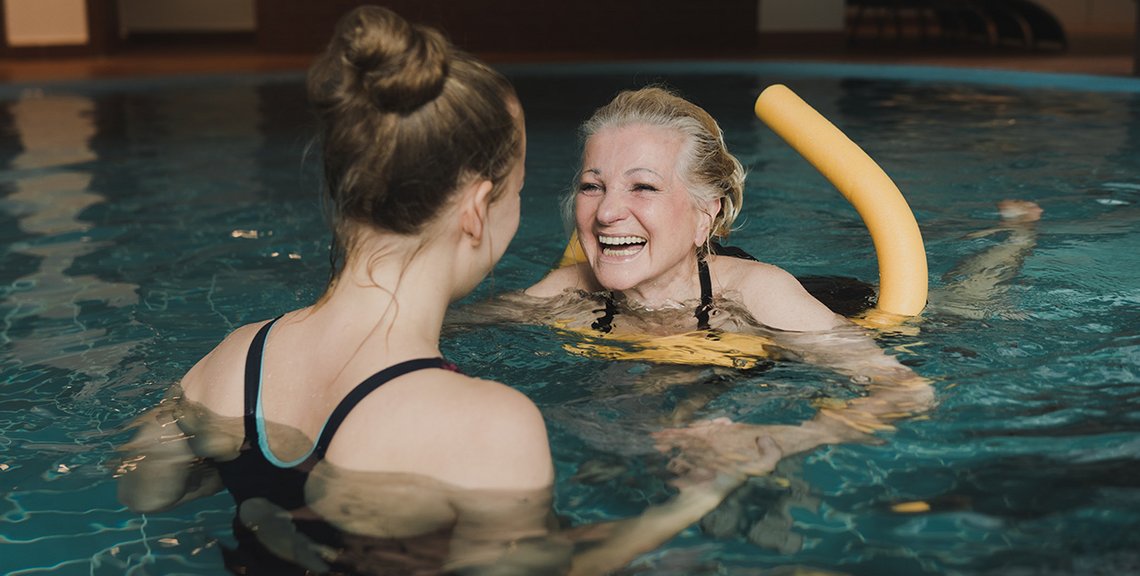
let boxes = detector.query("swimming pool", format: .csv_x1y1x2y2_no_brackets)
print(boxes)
2,62,1139,575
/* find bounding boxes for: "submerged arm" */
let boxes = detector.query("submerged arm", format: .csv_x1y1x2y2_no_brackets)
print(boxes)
654,323,934,470
782,325,935,447
563,437,781,576
115,392,225,513
307,446,774,576
444,290,548,329
707,258,937,456
424,475,761,576
446,262,601,330
448,442,780,576
937,200,1042,313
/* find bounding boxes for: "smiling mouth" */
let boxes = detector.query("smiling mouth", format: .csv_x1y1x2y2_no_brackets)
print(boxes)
598,235,647,257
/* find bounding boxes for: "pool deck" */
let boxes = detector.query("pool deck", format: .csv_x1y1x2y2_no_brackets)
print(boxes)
1,39,1136,84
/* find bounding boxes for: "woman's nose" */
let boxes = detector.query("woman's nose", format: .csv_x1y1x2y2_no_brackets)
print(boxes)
595,191,629,225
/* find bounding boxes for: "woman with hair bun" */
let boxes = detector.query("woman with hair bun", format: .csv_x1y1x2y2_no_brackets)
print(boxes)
117,4,540,572
118,7,780,575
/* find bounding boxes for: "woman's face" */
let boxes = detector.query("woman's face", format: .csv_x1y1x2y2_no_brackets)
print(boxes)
575,123,716,305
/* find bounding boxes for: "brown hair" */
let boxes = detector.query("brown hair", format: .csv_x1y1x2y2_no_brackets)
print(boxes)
578,86,745,251
307,5,521,277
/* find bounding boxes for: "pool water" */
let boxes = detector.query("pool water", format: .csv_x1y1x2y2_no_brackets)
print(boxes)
2,63,1139,575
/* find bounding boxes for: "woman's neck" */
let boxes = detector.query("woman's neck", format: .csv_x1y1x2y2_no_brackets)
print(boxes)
317,237,453,359
619,252,704,310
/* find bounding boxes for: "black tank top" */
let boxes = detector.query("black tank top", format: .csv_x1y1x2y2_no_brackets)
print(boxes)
216,316,457,509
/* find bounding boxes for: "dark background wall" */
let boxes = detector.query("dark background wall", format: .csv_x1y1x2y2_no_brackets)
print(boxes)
255,0,759,55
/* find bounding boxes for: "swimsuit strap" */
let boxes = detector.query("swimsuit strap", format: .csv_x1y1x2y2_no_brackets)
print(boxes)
695,256,714,331
591,294,618,334
711,240,759,262
243,315,284,441
243,318,453,464
591,253,719,334
313,357,455,458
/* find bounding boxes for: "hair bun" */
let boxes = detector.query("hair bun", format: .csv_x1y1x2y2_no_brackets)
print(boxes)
338,6,449,114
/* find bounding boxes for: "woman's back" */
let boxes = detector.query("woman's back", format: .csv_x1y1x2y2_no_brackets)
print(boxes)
179,296,552,494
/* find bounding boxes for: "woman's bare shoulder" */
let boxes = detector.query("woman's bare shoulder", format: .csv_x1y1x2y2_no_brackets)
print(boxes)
179,319,275,410
422,371,551,461
332,369,553,491
714,256,797,292
715,257,843,332
525,263,598,298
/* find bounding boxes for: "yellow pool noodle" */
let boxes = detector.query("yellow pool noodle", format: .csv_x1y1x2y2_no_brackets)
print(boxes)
755,84,927,317
559,231,587,268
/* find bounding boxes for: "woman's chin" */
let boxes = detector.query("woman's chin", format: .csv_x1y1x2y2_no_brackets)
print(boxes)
592,268,643,293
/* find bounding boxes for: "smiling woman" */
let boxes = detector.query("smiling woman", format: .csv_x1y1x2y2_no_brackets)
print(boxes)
527,86,841,333
509,85,935,478
573,123,707,300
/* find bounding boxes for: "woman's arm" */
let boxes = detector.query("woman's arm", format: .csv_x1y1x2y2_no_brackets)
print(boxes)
655,323,933,470
446,263,603,333
449,389,783,576
789,326,935,438
303,374,784,572
446,438,781,576
763,202,1041,446
445,290,548,328
935,200,1042,319
116,392,226,513
116,331,251,513
563,436,781,576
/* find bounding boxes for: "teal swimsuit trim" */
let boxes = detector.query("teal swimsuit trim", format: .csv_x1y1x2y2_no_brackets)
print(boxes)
254,319,322,468
248,316,458,469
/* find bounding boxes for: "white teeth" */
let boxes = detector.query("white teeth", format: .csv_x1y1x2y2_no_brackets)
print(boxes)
598,235,647,246
602,246,642,256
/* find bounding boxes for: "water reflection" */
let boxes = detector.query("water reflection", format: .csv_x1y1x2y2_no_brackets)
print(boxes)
0,92,138,379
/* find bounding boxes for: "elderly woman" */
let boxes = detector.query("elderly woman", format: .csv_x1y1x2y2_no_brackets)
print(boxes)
518,86,935,467
527,87,839,333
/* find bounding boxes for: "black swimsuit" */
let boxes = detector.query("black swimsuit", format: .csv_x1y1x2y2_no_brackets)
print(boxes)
591,242,757,334
214,316,459,574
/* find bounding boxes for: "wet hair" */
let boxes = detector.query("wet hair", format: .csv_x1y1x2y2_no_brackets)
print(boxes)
577,86,745,251
307,5,521,276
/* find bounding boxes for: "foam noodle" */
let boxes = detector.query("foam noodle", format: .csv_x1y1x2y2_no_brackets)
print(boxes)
755,84,927,317
560,231,586,268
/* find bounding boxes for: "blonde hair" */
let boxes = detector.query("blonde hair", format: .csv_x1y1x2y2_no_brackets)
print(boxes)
578,86,745,250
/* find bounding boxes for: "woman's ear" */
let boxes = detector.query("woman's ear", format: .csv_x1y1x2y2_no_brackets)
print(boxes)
459,179,496,246
694,197,722,246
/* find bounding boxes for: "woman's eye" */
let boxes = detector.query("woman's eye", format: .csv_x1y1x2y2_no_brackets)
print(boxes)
632,183,660,192
578,182,603,195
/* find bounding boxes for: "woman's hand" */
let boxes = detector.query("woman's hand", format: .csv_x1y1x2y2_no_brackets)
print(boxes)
652,419,784,491
652,416,882,486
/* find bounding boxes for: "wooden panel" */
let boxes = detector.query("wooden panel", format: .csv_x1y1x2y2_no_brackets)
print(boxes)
4,0,89,47
0,0,117,57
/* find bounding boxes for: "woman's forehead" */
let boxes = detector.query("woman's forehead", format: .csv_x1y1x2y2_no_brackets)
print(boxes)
583,124,685,172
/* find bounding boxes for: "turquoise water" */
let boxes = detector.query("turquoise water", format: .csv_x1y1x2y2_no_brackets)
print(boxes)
2,63,1139,575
